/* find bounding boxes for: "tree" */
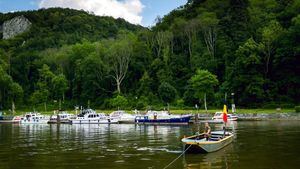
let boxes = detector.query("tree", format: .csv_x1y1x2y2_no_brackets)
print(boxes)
30,64,54,110
0,65,23,109
137,71,152,97
30,83,50,107
108,34,134,94
198,11,219,61
158,82,177,104
271,14,300,103
189,69,218,110
110,95,128,109
184,19,199,64
52,73,68,101
154,31,173,61
171,18,199,65
261,20,283,77
39,64,55,84
8,82,23,104
228,38,265,105
75,50,108,102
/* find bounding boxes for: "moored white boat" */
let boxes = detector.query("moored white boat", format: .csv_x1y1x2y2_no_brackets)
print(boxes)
212,112,238,121
0,115,21,123
20,112,49,124
109,110,136,123
70,109,118,124
48,111,75,124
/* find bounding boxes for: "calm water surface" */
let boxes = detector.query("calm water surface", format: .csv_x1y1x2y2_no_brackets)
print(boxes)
0,121,299,169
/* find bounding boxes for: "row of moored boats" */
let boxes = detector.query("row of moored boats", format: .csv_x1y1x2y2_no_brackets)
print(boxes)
2,109,193,124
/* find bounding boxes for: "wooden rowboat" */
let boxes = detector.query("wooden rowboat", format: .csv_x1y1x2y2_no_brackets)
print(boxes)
181,131,234,153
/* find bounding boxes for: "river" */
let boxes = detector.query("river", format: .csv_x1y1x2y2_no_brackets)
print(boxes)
0,121,299,169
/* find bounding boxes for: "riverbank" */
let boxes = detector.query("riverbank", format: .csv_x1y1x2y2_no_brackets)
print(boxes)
1,108,298,121
196,112,300,121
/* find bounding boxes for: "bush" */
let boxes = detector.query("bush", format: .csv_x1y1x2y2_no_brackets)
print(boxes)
262,102,278,109
110,95,128,109
295,106,300,113
176,99,185,109
279,103,295,108
136,101,146,110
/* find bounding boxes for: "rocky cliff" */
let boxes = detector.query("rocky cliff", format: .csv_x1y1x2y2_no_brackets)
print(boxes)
2,15,31,39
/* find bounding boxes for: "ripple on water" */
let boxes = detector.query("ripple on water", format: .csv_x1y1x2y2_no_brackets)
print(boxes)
106,149,116,152
114,160,125,163
136,146,182,156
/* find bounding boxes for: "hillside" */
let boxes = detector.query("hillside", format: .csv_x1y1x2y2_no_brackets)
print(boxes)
151,0,300,107
0,8,144,110
0,8,143,50
0,1,299,111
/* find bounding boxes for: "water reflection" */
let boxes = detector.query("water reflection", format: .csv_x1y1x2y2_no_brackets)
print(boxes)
183,143,235,169
0,121,299,169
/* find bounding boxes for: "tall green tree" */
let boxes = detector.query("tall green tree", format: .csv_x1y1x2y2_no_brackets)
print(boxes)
107,33,135,94
30,64,54,109
261,20,283,77
52,73,68,101
228,38,265,106
198,11,219,61
0,65,23,109
189,69,218,108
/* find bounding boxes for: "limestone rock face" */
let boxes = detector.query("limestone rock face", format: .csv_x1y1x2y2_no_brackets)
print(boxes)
2,15,32,39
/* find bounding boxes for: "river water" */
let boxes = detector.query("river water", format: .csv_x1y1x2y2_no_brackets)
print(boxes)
0,121,299,169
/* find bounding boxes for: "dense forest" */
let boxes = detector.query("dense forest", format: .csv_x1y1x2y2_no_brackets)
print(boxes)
0,0,299,111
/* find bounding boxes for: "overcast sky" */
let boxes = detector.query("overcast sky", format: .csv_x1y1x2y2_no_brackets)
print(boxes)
0,0,187,26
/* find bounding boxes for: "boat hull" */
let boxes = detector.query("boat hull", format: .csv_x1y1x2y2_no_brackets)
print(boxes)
135,116,191,124
47,119,71,124
118,119,135,124
20,119,49,124
0,116,21,123
212,117,238,121
70,119,118,124
0,120,20,123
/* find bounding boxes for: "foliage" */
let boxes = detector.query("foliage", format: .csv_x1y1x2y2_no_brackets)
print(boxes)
110,95,128,109
189,69,218,100
0,2,299,110
52,73,68,100
227,38,265,106
158,82,177,104
295,106,300,113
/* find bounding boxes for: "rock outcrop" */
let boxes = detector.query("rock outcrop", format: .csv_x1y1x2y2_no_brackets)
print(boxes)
2,15,31,39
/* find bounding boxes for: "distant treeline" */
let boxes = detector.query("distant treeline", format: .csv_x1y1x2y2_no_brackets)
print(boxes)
0,0,299,111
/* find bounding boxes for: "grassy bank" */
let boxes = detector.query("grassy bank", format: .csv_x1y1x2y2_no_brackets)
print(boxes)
164,108,295,114
1,108,295,116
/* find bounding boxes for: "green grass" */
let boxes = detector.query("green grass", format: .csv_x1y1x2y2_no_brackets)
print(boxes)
163,108,295,114
1,108,295,116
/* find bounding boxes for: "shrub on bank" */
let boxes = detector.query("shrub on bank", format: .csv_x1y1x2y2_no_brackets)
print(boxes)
295,106,300,113
110,95,128,109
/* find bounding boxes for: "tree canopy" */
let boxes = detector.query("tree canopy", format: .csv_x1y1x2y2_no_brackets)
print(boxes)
0,2,299,110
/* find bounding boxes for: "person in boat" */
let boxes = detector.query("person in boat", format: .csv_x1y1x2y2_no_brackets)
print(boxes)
204,122,211,140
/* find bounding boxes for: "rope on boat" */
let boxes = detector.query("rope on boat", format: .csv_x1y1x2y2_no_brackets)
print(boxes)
163,144,192,169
